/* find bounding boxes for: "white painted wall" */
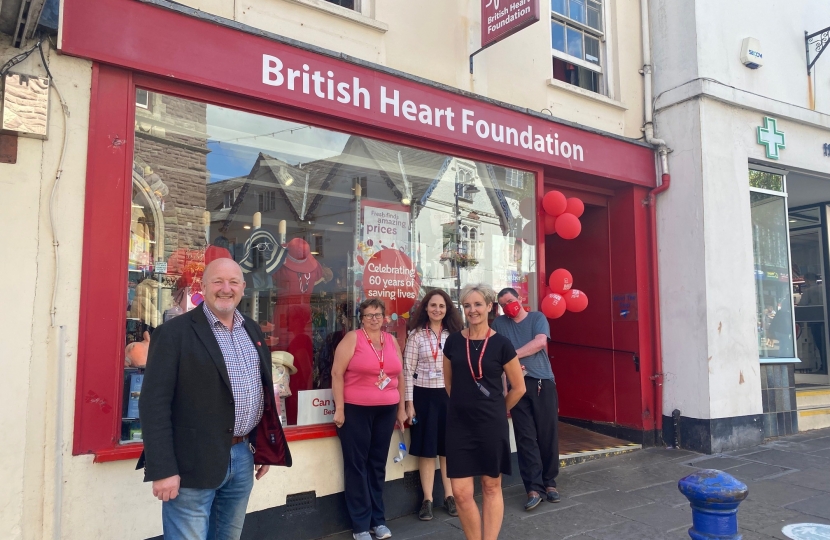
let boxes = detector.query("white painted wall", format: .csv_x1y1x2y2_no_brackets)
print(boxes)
651,0,830,114
0,35,92,540
173,0,647,139
651,0,830,421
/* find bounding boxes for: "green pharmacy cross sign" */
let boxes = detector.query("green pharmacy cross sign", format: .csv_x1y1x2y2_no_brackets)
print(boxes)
757,116,786,160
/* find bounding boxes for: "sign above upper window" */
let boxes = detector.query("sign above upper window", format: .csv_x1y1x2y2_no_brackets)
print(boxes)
480,0,540,48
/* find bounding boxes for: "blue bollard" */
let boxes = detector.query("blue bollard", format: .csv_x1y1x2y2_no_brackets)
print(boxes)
678,469,748,540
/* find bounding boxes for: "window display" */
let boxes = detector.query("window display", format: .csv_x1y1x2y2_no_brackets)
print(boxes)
122,89,538,441
749,169,795,360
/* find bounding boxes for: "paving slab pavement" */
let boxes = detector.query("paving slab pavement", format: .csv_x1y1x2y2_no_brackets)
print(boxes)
321,427,830,539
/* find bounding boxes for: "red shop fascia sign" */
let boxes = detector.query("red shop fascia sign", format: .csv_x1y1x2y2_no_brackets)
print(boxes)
61,0,656,461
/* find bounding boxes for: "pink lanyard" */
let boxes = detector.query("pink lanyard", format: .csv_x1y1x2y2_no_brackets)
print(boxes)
427,326,442,363
362,328,385,377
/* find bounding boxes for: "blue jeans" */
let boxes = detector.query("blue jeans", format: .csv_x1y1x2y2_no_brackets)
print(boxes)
162,440,254,540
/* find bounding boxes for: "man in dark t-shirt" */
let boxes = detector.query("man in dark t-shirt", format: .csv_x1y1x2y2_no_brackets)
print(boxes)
492,288,560,511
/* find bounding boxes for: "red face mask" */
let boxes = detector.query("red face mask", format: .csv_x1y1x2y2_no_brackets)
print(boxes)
503,300,522,318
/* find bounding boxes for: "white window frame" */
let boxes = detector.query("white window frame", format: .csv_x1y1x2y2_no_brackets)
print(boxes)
749,164,801,365
550,0,607,95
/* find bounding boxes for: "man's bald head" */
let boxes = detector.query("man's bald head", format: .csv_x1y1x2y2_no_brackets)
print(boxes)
203,257,244,283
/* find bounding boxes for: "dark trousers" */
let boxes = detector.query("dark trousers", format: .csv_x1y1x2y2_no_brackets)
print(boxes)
337,403,397,534
511,377,559,494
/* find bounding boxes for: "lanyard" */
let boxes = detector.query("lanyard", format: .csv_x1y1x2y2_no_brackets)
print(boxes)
465,328,491,381
427,325,443,363
362,328,385,375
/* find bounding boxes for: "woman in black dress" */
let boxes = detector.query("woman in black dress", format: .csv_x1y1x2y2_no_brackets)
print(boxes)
443,284,526,540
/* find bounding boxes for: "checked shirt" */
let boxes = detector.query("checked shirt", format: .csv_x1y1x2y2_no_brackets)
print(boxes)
203,303,264,436
403,327,450,401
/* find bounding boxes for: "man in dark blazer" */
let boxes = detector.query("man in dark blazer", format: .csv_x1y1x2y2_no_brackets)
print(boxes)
138,258,291,540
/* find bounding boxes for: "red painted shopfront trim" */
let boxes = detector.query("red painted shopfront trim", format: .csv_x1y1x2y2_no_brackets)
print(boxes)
92,425,339,463
60,0,655,187
74,66,558,460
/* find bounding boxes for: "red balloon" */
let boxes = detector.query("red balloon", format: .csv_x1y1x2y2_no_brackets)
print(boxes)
555,213,582,240
565,289,589,312
548,268,573,294
521,222,535,245
542,191,567,217
541,293,567,319
566,197,585,218
544,214,557,235
518,197,535,219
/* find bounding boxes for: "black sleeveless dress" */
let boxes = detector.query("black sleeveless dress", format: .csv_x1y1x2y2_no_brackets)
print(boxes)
443,331,517,478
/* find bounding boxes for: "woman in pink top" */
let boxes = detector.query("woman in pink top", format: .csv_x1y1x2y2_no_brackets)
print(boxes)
332,298,406,540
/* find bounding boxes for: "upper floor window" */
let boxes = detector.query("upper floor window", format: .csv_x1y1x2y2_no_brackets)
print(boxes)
551,0,604,94
325,0,355,10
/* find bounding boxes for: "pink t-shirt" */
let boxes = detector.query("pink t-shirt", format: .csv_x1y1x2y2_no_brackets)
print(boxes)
344,331,402,406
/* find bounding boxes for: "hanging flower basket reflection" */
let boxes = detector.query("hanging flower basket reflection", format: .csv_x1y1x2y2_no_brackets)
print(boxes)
440,250,479,269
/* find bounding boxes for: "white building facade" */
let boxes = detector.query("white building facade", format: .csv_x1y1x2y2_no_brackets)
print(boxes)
650,0,830,451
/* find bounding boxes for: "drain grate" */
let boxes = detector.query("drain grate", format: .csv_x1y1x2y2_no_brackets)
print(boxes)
403,470,421,491
285,491,316,515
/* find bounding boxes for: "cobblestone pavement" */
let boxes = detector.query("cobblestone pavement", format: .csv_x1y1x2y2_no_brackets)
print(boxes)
323,427,830,539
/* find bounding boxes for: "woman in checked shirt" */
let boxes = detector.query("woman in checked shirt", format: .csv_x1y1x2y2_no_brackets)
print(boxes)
403,289,463,521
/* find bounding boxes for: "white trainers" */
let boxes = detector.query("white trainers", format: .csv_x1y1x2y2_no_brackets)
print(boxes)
371,525,392,539
353,532,372,540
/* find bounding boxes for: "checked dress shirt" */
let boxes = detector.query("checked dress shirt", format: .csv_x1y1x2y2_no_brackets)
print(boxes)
203,303,264,436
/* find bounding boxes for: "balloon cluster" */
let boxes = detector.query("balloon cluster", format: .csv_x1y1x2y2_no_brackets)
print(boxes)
540,268,588,319
543,190,583,239
519,191,584,244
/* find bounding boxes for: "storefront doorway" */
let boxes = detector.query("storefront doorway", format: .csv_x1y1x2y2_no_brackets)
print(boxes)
787,173,830,385
543,182,656,446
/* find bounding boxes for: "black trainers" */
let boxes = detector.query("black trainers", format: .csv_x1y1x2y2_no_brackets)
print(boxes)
545,487,561,503
418,500,433,521
444,496,458,517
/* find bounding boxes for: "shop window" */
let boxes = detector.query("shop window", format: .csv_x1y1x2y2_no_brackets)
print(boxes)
551,0,604,95
122,90,538,440
749,168,796,361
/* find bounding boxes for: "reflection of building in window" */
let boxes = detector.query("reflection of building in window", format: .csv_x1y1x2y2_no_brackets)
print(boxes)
354,176,368,199
460,226,482,259
259,191,277,212
551,0,604,94
456,167,476,201
312,234,324,257
136,88,150,109
223,188,240,209
505,169,524,188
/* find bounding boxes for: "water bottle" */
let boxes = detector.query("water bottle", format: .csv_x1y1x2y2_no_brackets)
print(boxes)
393,429,407,463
